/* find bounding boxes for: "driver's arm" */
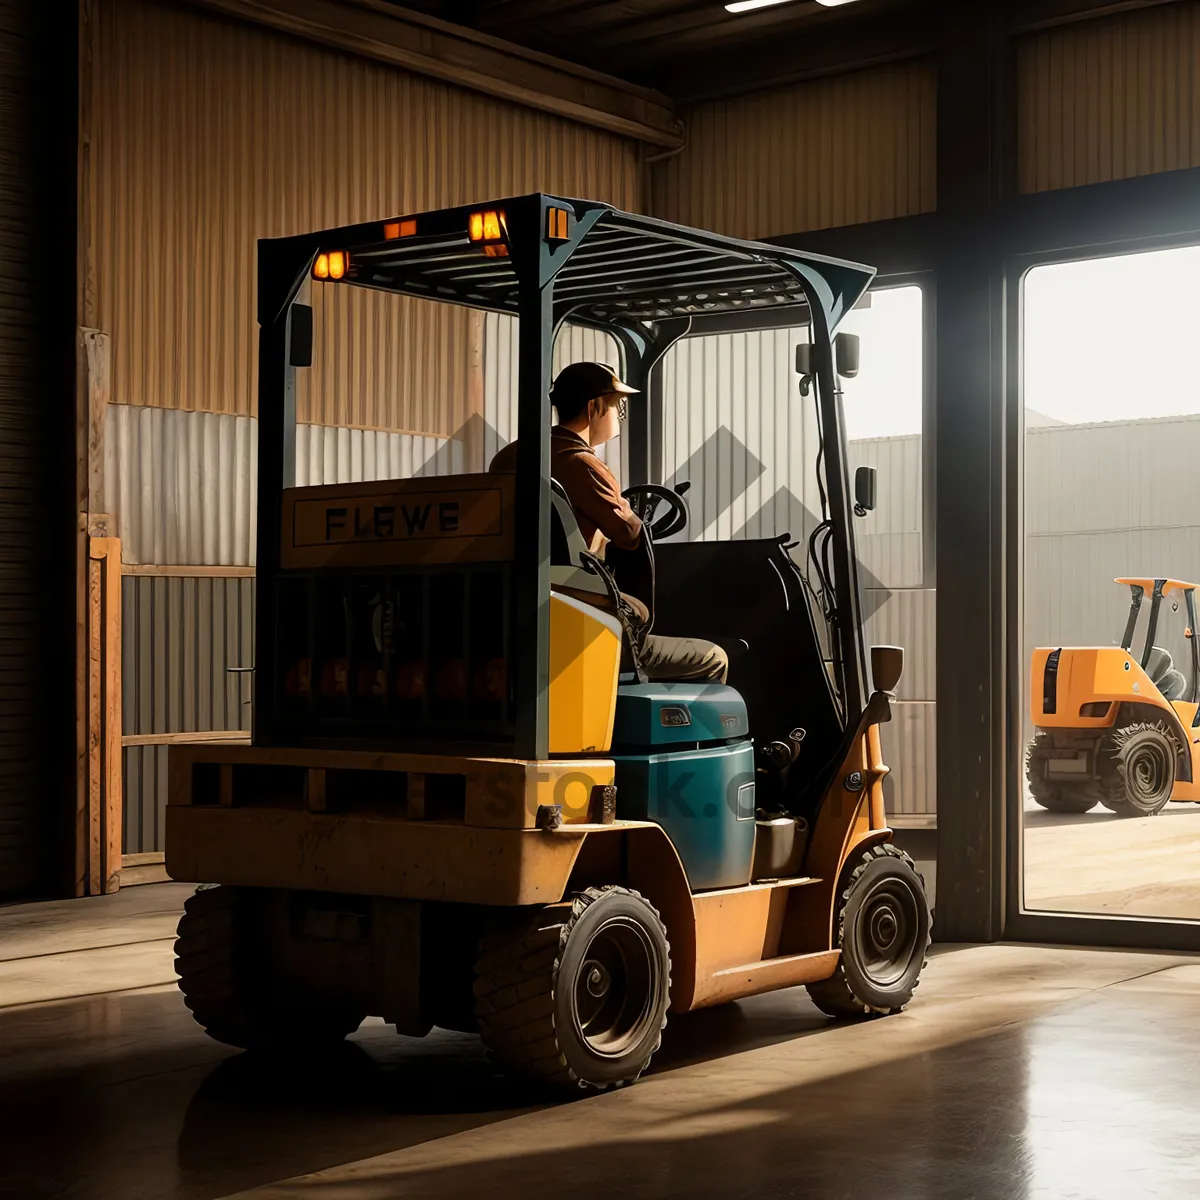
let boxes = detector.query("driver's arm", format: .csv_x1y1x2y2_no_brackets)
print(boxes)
562,452,643,551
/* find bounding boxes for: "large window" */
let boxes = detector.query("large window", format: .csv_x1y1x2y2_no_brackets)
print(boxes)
1021,246,1200,922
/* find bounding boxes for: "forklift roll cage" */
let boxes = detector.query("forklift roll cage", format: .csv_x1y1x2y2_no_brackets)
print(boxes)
1117,577,1200,705
255,193,877,760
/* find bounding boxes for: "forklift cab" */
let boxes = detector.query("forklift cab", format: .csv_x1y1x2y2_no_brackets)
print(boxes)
254,195,887,884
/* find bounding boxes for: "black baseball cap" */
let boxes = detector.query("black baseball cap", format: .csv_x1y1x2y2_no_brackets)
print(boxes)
550,362,638,411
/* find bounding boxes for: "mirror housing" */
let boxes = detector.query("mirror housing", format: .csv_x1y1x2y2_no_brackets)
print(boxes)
289,303,314,368
854,465,877,515
871,644,904,695
795,343,813,376
835,331,860,379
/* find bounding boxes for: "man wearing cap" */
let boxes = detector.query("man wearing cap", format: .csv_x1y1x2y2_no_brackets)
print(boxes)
489,362,728,684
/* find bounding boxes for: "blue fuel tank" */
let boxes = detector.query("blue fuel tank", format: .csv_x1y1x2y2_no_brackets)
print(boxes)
611,683,756,892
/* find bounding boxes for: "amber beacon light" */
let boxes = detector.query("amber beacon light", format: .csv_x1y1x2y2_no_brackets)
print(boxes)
468,209,508,257
312,250,349,280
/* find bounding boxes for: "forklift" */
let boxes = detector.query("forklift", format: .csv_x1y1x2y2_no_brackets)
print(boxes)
167,194,931,1092
1029,577,1200,817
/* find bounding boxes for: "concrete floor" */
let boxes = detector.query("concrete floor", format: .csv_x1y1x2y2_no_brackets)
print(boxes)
3,885,1200,1199
1024,799,1200,918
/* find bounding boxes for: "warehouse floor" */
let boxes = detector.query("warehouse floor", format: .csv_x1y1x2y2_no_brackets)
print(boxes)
3,885,1200,1200
1024,799,1200,918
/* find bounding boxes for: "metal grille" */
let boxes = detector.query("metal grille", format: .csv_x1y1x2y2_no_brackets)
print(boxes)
271,567,515,744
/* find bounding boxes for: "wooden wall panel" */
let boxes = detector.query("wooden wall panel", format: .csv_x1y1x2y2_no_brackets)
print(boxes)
652,60,937,241
88,0,643,433
1018,4,1200,193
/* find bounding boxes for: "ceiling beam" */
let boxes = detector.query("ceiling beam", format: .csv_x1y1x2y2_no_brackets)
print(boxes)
656,5,937,104
184,0,682,147
1007,0,1184,33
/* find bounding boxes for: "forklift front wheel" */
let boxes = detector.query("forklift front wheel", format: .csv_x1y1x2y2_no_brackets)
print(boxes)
806,844,931,1018
474,886,671,1093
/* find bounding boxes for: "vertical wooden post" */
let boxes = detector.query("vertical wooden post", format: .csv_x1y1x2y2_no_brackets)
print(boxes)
77,327,119,895
87,535,122,894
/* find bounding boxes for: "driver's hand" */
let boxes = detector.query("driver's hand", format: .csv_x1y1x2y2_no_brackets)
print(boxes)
620,592,650,626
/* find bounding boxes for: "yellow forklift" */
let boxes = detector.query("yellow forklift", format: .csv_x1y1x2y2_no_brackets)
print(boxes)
167,195,931,1092
1029,577,1200,817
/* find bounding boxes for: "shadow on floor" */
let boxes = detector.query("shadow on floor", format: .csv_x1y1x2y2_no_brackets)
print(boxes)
230,987,1200,1200
0,976,867,1200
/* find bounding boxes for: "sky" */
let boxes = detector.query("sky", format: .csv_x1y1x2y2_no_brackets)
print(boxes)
1024,245,1200,425
837,284,924,441
831,246,1200,439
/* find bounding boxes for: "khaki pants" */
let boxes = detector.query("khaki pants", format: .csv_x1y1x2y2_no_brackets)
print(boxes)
639,634,729,684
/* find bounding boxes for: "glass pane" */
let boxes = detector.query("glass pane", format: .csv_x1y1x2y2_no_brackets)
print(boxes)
1022,246,1200,921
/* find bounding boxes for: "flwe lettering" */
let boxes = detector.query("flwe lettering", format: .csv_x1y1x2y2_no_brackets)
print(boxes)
324,501,461,542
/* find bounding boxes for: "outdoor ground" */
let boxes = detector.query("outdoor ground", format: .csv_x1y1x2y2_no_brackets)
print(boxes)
1023,798,1200,918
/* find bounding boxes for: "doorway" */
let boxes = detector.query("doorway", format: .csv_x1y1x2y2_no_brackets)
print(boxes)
1016,244,1200,933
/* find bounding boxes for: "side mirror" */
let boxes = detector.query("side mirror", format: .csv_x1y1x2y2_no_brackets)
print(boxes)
289,303,314,368
835,332,860,379
795,342,815,397
854,465,877,515
871,645,904,695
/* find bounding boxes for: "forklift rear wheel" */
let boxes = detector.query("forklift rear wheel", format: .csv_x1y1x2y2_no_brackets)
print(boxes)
1026,733,1100,813
474,886,671,1093
806,844,931,1018
1100,724,1176,818
175,884,365,1052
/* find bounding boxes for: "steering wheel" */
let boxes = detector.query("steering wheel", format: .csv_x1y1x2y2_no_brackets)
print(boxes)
623,484,690,542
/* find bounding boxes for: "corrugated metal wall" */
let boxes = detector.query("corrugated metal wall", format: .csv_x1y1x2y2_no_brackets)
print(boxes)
106,322,620,566
1017,3,1200,193
121,574,253,853
90,0,642,432
651,60,937,240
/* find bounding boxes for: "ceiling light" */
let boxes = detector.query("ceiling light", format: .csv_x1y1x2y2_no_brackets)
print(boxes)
725,0,860,11
725,0,796,11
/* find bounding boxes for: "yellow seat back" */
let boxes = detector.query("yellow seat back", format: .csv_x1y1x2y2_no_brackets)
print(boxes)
549,592,621,755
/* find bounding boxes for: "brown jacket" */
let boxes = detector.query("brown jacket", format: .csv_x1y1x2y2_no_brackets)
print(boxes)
488,426,642,554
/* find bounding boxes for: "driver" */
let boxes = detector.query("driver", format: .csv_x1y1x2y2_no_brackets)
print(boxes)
488,361,728,684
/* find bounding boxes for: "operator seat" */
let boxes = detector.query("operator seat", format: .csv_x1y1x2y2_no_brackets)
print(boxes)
549,479,610,606
1145,645,1189,701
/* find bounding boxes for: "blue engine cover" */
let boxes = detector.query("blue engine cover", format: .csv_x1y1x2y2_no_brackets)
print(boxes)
612,682,749,749
612,740,756,892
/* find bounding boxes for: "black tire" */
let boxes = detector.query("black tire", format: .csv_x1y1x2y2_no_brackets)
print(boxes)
474,886,671,1093
174,884,364,1051
806,844,931,1018
1099,723,1176,818
1026,733,1100,813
